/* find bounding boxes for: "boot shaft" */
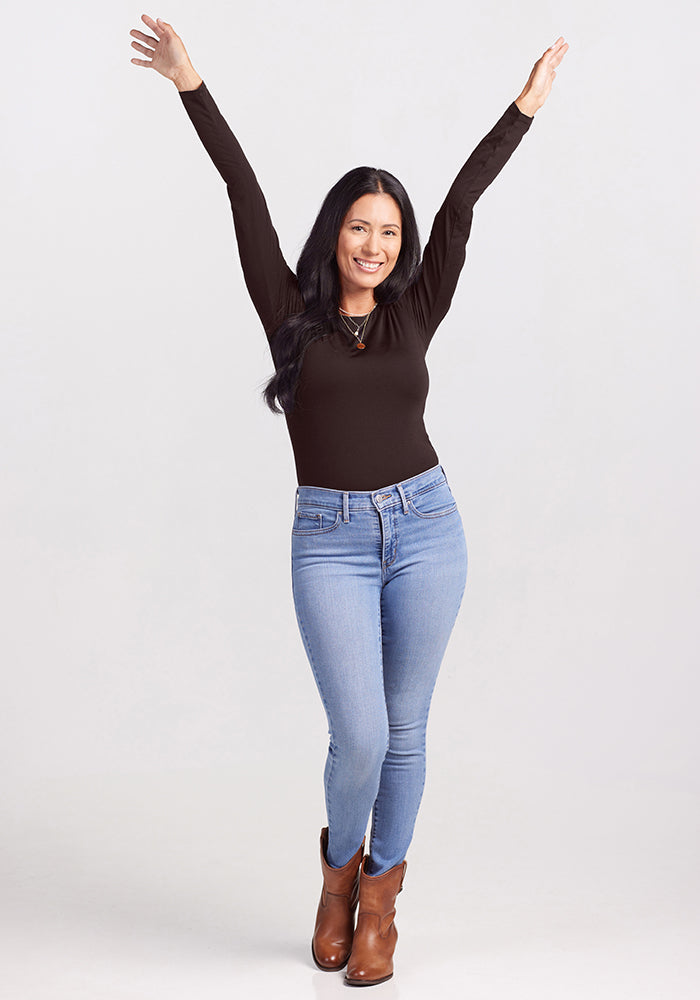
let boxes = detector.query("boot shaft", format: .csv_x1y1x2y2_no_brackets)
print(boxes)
356,855,407,917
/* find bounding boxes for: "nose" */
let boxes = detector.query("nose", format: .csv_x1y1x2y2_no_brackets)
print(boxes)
361,231,381,256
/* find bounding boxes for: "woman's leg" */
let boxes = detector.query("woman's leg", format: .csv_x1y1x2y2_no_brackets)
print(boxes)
292,510,387,869
368,487,468,874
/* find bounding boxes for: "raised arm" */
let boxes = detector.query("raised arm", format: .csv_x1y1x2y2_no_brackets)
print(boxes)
405,37,569,348
130,15,301,339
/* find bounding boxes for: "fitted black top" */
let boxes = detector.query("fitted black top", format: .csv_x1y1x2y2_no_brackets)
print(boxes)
179,81,533,490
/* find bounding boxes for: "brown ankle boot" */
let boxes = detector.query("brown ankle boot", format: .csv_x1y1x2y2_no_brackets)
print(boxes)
345,855,408,986
311,827,365,971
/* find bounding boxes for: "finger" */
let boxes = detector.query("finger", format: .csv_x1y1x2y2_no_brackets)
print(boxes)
550,42,569,68
542,40,567,70
542,37,565,61
141,13,162,37
131,39,154,56
130,29,158,46
130,58,152,67
551,39,568,60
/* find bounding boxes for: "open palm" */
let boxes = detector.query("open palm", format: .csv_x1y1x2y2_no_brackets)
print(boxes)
523,37,569,109
129,14,191,80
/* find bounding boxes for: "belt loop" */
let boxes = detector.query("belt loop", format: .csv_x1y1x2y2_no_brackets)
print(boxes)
295,487,299,513
441,464,450,488
396,482,408,514
343,491,349,522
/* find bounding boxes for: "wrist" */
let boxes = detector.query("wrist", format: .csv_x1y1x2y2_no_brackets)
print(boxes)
172,65,203,92
515,91,539,117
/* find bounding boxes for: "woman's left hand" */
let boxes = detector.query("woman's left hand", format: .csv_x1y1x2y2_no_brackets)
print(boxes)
515,37,569,116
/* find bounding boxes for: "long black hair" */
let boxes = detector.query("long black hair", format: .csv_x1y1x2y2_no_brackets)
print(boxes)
261,166,422,415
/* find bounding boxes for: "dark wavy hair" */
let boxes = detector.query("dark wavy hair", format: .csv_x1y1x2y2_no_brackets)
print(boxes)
261,166,422,415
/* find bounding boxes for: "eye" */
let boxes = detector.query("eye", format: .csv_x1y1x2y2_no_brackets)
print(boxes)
384,230,399,237
351,225,366,232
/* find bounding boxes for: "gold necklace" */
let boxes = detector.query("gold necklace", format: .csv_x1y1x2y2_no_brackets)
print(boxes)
338,303,378,350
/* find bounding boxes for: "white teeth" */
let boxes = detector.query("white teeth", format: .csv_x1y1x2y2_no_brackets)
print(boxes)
355,259,381,271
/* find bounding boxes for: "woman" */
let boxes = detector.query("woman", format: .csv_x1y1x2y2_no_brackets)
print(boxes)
130,15,568,986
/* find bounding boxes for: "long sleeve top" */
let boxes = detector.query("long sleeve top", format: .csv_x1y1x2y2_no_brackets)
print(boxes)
179,81,533,491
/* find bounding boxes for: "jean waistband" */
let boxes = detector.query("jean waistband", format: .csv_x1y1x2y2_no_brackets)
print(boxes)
295,463,450,520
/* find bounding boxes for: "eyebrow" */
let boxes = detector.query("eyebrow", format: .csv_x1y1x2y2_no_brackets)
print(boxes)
348,218,401,229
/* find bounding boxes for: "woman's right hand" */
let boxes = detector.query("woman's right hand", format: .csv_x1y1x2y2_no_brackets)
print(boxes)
129,14,202,89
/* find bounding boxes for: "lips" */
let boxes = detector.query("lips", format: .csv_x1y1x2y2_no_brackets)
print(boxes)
354,258,383,273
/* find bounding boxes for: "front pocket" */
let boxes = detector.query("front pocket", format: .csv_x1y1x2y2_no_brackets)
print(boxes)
407,482,458,519
291,507,342,534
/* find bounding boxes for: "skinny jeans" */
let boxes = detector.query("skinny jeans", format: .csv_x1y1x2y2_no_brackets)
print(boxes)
290,462,468,875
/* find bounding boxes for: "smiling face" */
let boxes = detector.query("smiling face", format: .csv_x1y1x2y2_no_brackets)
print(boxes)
335,192,402,306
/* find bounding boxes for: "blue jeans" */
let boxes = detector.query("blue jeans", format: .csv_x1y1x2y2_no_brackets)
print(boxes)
290,463,468,876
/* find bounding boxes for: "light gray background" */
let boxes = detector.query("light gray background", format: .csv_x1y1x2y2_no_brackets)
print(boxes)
2,1,698,997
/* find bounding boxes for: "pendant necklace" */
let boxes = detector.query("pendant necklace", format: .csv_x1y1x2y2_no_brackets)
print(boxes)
338,302,378,350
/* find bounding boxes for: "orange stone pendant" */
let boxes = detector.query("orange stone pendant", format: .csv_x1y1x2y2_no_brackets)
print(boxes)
356,342,366,349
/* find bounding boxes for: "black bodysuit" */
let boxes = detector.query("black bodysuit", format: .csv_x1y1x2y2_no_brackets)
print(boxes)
179,81,533,491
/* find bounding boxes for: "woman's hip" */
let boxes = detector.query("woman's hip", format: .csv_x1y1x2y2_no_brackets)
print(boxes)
290,462,467,577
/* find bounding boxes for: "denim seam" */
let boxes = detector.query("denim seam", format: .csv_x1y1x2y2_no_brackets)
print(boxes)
291,510,342,535
407,499,458,520
370,593,389,867
383,505,398,568
291,572,337,839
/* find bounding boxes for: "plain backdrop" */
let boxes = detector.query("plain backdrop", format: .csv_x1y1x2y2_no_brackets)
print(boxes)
2,1,698,997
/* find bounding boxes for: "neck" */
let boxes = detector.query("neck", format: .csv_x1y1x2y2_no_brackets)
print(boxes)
339,290,377,316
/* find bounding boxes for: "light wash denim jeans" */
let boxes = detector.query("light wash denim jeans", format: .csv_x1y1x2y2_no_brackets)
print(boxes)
291,463,468,875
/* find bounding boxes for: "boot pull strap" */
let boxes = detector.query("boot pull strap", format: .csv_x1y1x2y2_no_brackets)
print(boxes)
398,860,408,892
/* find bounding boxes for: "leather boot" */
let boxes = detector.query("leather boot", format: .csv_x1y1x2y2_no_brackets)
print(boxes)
311,827,365,971
345,855,408,986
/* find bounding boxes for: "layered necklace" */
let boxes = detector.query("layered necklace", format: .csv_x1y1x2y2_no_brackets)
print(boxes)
338,302,378,350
